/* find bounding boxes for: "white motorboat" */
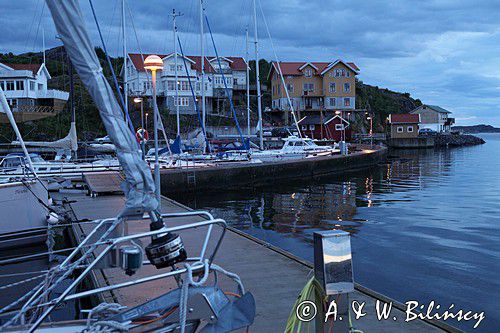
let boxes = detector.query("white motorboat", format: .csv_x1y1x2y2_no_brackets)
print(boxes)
0,153,121,181
250,136,339,162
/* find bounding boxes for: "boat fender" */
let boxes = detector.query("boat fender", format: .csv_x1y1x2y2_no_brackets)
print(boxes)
47,212,60,224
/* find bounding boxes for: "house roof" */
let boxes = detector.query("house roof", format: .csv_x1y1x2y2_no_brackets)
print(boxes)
389,114,420,124
0,63,42,75
298,114,349,126
424,104,452,114
127,53,247,73
270,60,359,78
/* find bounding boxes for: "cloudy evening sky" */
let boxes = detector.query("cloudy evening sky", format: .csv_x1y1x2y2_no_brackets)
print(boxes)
1,0,500,126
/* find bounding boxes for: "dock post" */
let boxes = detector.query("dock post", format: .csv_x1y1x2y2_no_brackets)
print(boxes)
314,230,353,332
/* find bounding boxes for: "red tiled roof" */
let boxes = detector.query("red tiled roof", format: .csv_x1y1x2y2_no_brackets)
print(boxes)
389,114,420,124
271,60,359,77
128,53,247,73
1,63,42,75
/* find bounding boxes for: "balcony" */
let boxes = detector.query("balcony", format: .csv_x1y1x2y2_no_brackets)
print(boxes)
38,89,69,101
445,117,455,126
302,90,324,97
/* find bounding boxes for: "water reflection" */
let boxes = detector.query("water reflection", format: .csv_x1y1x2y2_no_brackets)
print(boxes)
176,135,500,332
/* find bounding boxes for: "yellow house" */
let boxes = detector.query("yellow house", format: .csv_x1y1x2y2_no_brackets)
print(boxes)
269,60,359,115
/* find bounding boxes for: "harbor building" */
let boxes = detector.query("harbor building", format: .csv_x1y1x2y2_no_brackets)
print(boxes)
410,104,455,133
298,114,351,141
124,53,249,116
268,60,359,123
0,62,69,123
387,114,420,139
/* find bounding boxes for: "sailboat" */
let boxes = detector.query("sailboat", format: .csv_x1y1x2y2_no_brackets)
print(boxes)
1,1,255,331
0,87,49,249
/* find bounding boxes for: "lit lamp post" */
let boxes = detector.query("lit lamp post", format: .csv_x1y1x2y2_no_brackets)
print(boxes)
134,97,145,159
335,110,347,155
144,55,163,207
366,112,373,148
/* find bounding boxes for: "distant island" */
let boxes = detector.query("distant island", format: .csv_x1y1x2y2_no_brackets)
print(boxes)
452,124,500,133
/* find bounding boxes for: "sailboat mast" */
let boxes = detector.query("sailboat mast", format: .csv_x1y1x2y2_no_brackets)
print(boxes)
246,27,251,137
199,0,206,151
122,0,128,124
173,9,181,137
42,29,46,65
253,0,263,150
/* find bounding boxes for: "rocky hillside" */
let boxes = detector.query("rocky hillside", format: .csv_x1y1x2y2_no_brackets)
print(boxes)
354,80,422,133
452,124,500,133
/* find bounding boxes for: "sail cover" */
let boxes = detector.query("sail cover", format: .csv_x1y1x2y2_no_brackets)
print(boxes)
45,0,158,215
11,121,78,152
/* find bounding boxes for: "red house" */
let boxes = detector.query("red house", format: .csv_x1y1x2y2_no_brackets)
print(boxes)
298,115,351,141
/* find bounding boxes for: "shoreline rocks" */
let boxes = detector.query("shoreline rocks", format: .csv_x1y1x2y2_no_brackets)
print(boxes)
433,133,485,147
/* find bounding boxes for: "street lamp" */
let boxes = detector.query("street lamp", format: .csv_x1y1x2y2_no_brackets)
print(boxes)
144,55,163,208
335,110,347,155
366,114,373,148
134,97,145,159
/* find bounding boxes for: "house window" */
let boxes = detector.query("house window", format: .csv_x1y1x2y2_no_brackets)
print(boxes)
329,98,336,107
344,98,350,107
7,99,17,108
180,81,190,91
286,83,293,93
344,83,350,92
175,97,189,106
335,69,346,77
6,81,14,91
309,124,315,130
301,125,307,130
303,83,314,92
177,65,183,71
233,78,238,85
0,82,4,90
407,126,414,132
38,83,43,91
397,126,404,133
304,68,312,77
143,82,152,91
15,81,24,91
335,124,344,131
329,82,336,93
168,81,175,90
169,65,176,71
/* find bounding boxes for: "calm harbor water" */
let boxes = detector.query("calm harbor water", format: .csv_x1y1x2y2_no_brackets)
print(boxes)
176,133,500,332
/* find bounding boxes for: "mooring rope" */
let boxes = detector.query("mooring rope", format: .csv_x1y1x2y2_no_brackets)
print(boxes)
82,302,128,333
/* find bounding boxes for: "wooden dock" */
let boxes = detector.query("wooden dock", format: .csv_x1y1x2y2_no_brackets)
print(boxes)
61,189,460,332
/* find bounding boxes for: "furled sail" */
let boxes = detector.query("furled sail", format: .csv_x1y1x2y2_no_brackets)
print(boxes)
45,0,158,215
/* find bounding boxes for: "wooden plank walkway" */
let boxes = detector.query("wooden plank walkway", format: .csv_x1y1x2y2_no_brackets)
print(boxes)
83,171,123,196
64,191,459,333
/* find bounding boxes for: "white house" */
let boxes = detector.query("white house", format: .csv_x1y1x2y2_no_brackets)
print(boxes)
410,104,455,133
124,53,248,115
0,63,69,112
0,62,69,122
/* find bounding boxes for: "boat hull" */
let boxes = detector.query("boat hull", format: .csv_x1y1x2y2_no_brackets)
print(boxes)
0,181,48,248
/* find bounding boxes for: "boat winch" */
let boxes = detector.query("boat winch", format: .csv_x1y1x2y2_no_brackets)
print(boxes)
145,214,187,268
